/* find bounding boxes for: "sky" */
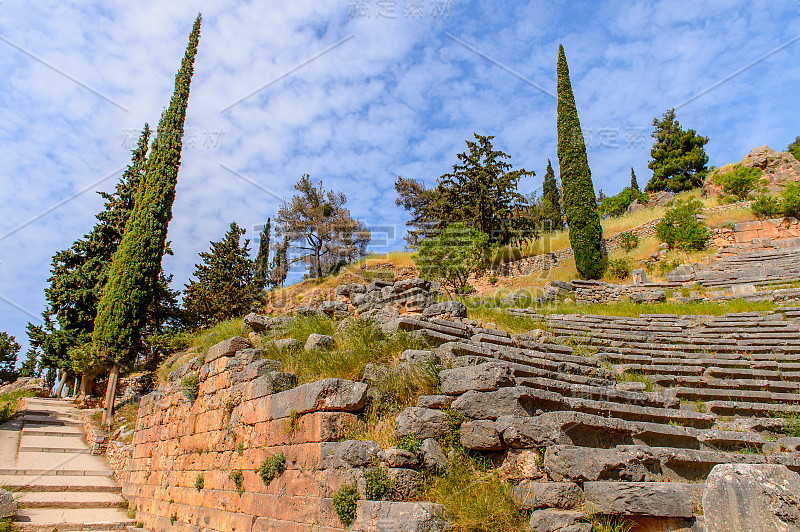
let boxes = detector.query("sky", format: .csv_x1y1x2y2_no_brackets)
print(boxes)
1,0,799,358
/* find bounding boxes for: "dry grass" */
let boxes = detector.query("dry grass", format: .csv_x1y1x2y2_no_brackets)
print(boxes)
705,205,756,228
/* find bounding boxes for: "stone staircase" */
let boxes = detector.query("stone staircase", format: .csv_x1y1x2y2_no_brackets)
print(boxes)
691,245,800,290
0,397,134,531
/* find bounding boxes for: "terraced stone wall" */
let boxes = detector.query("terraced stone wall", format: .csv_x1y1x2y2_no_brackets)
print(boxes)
121,337,446,532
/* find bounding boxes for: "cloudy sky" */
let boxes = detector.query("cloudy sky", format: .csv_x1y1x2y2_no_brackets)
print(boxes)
1,0,799,356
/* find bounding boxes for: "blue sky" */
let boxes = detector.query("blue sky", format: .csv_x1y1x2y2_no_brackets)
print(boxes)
1,0,799,357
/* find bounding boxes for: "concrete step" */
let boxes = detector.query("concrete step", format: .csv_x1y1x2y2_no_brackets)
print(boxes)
14,508,134,531
15,491,126,509
0,474,121,492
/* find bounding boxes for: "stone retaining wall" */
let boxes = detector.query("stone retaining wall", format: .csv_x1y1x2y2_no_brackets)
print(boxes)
81,412,108,455
572,280,670,305
107,440,132,483
122,337,448,532
712,216,800,249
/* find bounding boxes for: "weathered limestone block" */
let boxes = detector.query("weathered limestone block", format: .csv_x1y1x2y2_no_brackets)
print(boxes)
451,388,539,419
167,357,200,382
304,333,334,351
388,467,423,499
416,395,453,409
321,440,382,468
420,438,447,470
440,362,515,395
460,419,504,450
703,464,800,532
353,501,450,532
423,300,467,318
512,481,584,510
381,448,419,468
395,407,449,439
206,336,251,363
584,481,695,517
529,509,590,532
243,378,368,422
244,372,298,401
496,448,544,481
400,349,438,365
545,445,661,482
321,300,348,313
0,489,16,518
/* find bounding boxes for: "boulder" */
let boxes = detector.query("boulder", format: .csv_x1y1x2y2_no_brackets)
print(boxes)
626,199,646,215
439,362,515,395
451,388,539,419
648,191,675,207
0,489,16,518
512,481,584,510
529,509,590,532
667,264,696,283
703,145,800,197
416,395,453,409
420,438,447,470
382,448,419,468
322,440,382,468
544,445,661,482
321,300,348,313
400,349,439,366
395,407,449,439
460,420,504,451
295,306,324,316
304,333,334,351
394,279,430,292
387,468,423,500
584,482,695,517
206,336,251,363
423,300,467,318
495,449,544,481
703,463,800,532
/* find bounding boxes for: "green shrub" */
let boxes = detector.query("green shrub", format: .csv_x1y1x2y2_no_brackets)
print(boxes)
655,198,709,251
751,194,782,220
333,484,359,524
619,232,639,253
716,166,761,200
599,188,646,217
415,223,495,296
229,469,244,496
781,182,800,218
607,258,631,279
181,374,200,402
364,465,392,501
788,136,800,161
194,474,204,491
256,453,286,485
395,435,422,454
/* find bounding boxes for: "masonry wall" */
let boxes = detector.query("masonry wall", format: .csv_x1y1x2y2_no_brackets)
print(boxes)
122,338,377,532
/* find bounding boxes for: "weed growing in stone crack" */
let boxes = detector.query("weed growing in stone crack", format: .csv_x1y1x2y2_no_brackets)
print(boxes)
256,452,286,485
364,464,393,500
588,513,635,532
284,410,301,434
195,473,204,491
694,399,707,413
615,371,655,392
224,400,236,420
170,512,177,524
333,484,359,524
181,374,200,402
237,442,244,456
229,469,244,495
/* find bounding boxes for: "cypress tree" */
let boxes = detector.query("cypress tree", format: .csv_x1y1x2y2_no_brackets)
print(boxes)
541,159,564,232
254,218,271,292
630,168,639,192
556,45,604,279
93,14,201,424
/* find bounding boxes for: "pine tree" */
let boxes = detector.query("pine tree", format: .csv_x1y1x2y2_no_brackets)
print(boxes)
0,332,20,384
394,177,438,247
556,45,604,279
540,159,564,232
253,218,271,292
646,109,709,193
93,14,201,425
270,236,290,288
183,222,254,327
630,168,639,192
433,134,535,245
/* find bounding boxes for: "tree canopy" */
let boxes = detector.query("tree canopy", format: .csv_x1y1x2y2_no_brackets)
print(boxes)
183,222,254,327
0,332,20,384
274,175,370,278
556,45,604,279
540,159,564,232
646,108,709,193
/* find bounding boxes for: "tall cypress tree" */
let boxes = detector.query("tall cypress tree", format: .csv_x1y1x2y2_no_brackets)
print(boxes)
93,14,201,424
254,218,271,292
556,45,604,279
541,159,563,232
630,168,639,192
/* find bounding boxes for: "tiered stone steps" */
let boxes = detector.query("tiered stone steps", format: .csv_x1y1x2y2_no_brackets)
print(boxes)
4,398,133,531
694,246,800,289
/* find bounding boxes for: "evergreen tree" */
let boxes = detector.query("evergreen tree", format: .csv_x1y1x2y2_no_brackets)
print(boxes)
556,45,604,279
270,236,290,288
93,14,201,425
19,347,40,378
540,159,564,232
787,137,800,161
394,177,438,248
0,332,20,384
645,109,709,193
183,222,255,327
630,168,640,192
253,219,271,291
433,134,535,245
275,175,370,278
